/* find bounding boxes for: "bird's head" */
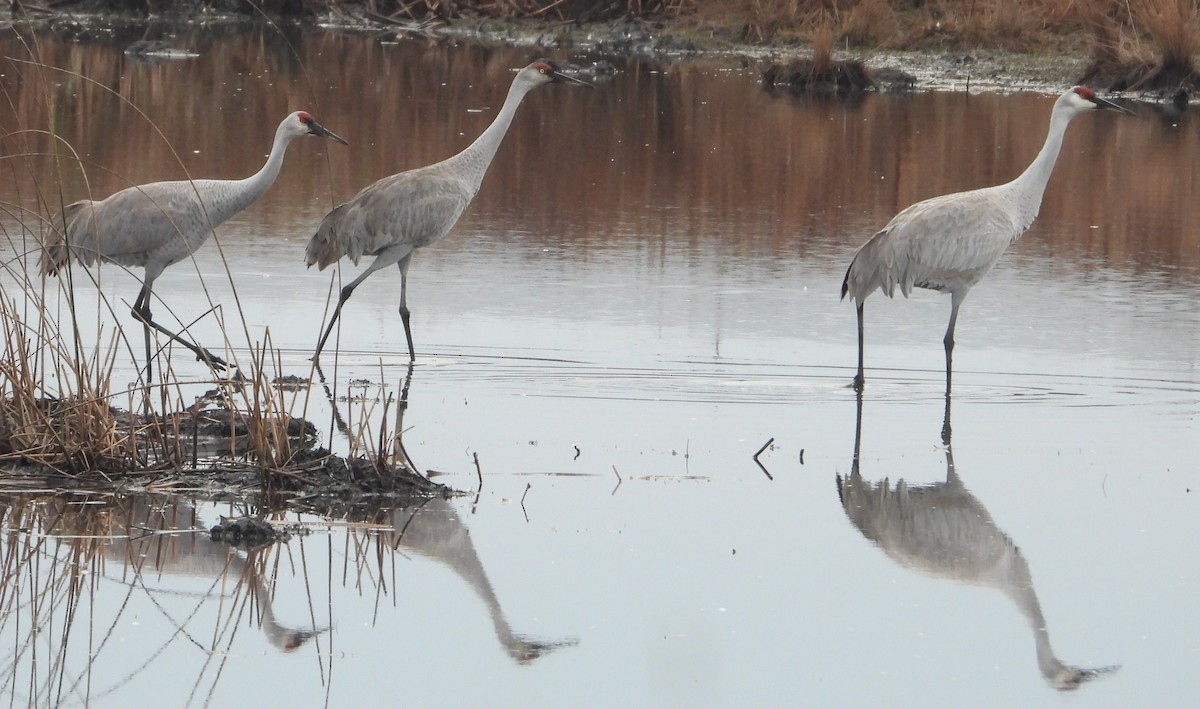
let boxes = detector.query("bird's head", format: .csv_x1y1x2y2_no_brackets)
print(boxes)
1061,86,1135,117
284,111,350,145
518,60,594,90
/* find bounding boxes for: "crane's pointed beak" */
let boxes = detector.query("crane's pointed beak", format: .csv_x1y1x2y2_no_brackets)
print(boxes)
1094,95,1136,116
309,119,350,145
551,69,594,88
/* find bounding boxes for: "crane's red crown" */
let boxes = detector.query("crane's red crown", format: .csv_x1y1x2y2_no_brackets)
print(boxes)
533,61,552,75
297,111,313,124
1073,87,1096,101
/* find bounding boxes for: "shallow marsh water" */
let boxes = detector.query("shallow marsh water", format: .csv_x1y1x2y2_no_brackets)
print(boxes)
1,24,1199,707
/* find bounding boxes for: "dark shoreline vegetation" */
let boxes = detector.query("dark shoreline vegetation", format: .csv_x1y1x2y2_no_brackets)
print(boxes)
0,1,1196,515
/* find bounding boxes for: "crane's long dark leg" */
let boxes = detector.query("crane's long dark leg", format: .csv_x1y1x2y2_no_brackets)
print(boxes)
131,283,230,378
944,296,962,394
312,284,356,362
312,250,406,362
133,285,155,383
852,302,866,392
397,254,414,362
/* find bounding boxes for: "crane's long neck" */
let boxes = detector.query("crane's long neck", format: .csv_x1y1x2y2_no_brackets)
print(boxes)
1004,104,1075,223
203,124,294,225
445,77,535,193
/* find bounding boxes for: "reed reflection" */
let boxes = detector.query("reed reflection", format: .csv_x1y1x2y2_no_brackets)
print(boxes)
0,495,321,706
838,394,1118,690
0,485,571,707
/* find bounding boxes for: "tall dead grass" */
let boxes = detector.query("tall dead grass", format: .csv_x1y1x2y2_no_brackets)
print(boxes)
0,293,138,472
1077,0,1200,90
1131,0,1200,81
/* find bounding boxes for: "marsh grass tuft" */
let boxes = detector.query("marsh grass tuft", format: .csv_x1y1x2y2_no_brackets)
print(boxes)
1076,0,1200,91
762,24,878,92
1128,0,1200,89
0,288,138,474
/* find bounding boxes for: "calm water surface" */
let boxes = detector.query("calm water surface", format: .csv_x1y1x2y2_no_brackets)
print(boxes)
1,24,1198,708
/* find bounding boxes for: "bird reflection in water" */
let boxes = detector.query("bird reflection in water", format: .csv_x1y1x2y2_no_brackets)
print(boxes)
111,493,576,665
837,393,1119,690
105,497,325,654
313,358,574,663
378,495,577,665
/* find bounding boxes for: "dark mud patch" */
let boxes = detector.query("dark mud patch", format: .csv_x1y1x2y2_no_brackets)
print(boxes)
209,515,304,550
761,57,915,94
1,396,453,511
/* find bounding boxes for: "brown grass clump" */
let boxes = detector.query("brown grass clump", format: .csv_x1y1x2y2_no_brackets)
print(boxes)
1077,0,1200,92
762,24,881,92
0,291,142,474
1134,0,1200,72
1129,0,1200,88
900,0,1041,51
839,0,900,47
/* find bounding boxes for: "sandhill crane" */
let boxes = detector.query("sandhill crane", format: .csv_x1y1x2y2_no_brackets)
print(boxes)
305,60,591,362
841,87,1133,392
41,111,348,380
839,395,1119,690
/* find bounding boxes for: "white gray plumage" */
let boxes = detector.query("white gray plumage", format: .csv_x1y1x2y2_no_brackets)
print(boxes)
841,87,1133,392
41,111,348,379
305,60,591,362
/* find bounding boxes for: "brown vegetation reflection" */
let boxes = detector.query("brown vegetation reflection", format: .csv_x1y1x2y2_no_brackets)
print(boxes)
3,26,1196,284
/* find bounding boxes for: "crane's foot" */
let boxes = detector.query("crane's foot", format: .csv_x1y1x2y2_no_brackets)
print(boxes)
850,374,865,392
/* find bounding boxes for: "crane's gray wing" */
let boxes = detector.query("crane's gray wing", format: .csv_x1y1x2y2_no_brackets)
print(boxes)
46,183,211,271
844,189,1024,301
305,170,474,270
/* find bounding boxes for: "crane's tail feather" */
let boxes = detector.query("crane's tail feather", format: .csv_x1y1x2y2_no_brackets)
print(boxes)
304,203,349,271
842,227,900,304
